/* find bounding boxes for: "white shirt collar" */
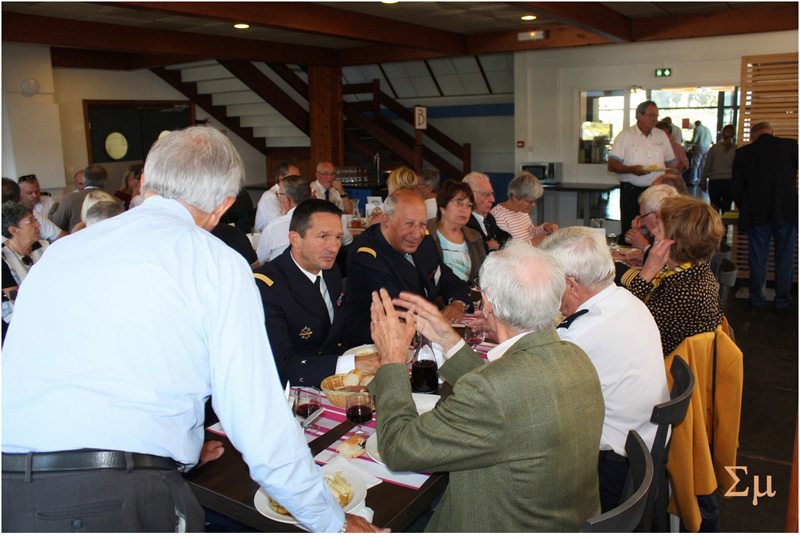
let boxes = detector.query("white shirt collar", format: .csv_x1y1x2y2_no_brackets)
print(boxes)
486,330,533,362
472,212,487,234
576,283,617,312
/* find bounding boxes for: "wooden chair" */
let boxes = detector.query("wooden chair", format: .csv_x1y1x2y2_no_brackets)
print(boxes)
642,355,695,532
584,431,654,533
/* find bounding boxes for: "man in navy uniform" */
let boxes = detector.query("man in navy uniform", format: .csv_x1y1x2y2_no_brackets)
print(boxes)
254,199,380,387
345,189,471,345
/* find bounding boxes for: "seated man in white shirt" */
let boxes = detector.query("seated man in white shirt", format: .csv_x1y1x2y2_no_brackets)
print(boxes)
254,199,380,387
311,162,353,214
14,175,65,242
539,226,669,513
254,161,300,233
256,174,310,264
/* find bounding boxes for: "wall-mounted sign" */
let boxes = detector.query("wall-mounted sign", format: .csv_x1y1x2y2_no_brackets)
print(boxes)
414,105,428,130
655,68,673,77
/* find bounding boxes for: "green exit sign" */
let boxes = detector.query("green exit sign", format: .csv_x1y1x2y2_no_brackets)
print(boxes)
655,68,673,77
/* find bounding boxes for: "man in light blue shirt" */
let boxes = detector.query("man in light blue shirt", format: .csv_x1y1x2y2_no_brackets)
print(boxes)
2,127,382,533
691,120,713,184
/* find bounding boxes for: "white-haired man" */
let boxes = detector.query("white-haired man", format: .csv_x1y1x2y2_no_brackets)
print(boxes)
369,240,604,532
2,127,382,533
618,183,680,268
539,227,669,513
463,171,511,252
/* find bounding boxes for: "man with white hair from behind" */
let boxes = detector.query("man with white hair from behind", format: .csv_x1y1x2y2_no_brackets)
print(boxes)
539,226,669,513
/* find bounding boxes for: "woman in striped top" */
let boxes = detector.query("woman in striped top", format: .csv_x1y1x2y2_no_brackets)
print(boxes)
490,172,558,245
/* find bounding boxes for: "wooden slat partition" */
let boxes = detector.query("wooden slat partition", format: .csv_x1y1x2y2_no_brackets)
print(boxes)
737,52,798,145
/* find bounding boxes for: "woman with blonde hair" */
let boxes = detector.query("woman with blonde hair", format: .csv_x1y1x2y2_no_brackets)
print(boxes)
114,163,143,210
386,166,418,194
701,124,736,212
71,190,121,233
622,196,725,355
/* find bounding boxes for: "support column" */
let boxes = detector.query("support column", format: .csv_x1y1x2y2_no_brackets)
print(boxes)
308,65,344,166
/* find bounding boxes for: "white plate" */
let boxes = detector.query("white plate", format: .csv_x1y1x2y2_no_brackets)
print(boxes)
344,344,377,357
365,433,383,465
253,468,367,525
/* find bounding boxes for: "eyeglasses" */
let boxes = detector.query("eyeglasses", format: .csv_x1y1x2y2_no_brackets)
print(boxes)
18,174,37,182
473,190,494,197
316,171,336,176
20,217,38,226
450,199,474,209
642,113,658,118
639,210,656,219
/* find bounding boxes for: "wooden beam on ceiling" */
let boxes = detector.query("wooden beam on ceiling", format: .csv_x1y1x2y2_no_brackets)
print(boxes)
51,48,202,70
632,3,799,42
112,2,467,55
523,2,632,43
217,59,310,135
339,45,448,67
3,12,337,66
467,25,613,55
149,66,269,156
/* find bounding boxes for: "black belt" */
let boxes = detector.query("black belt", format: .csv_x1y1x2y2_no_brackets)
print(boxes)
620,182,647,191
2,449,178,473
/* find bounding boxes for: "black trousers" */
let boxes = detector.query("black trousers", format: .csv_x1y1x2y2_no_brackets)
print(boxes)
2,467,205,532
708,178,732,213
598,450,630,513
620,183,647,246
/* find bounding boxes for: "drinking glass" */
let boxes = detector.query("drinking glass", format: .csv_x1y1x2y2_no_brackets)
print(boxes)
607,233,618,248
467,276,482,311
411,334,439,393
294,387,321,433
465,325,485,350
590,217,605,229
345,392,374,435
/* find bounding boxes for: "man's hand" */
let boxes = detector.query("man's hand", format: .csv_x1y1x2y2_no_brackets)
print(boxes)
463,310,497,343
354,353,380,375
392,292,462,350
345,513,390,532
625,228,651,250
198,440,224,467
370,289,416,366
332,179,346,196
632,165,648,176
440,301,465,324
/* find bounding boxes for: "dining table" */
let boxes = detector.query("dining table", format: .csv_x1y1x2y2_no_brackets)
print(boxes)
186,328,497,533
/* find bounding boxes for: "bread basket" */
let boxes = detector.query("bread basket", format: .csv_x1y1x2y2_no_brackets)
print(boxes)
320,374,352,408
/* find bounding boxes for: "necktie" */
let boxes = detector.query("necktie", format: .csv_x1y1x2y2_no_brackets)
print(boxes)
404,253,415,267
316,275,334,322
324,189,330,201
315,275,322,292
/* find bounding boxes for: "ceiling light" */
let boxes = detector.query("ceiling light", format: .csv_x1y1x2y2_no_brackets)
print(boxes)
521,15,537,21
233,23,250,29
518,30,547,42
381,1,399,4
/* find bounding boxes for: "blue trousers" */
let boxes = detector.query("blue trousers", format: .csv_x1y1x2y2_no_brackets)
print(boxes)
748,222,797,308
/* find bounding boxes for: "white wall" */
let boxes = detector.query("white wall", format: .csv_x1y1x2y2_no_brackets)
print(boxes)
1,43,267,196
514,30,799,225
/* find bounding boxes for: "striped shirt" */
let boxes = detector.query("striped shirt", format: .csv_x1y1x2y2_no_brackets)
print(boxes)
490,204,548,243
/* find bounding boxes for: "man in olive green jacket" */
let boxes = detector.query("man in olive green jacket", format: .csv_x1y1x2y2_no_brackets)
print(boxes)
369,241,605,532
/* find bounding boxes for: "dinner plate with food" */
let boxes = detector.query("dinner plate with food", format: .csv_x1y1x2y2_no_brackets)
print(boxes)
253,468,367,525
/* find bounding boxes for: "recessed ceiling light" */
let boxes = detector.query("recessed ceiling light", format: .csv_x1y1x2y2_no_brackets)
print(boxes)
521,15,537,21
382,1,399,4
233,23,250,29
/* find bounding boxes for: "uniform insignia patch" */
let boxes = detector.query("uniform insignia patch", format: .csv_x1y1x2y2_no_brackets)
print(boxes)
299,326,313,340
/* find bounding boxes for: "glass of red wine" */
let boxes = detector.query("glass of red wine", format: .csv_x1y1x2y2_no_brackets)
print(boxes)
464,325,485,350
294,387,322,434
345,392,374,435
411,333,439,393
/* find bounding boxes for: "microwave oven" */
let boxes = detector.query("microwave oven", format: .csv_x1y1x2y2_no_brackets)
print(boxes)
520,162,562,184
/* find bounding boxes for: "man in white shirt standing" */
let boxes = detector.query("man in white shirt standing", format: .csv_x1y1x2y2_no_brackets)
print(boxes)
311,161,353,215
257,174,311,264
1,127,382,533
608,100,677,245
690,120,713,185
254,161,300,233
539,226,668,513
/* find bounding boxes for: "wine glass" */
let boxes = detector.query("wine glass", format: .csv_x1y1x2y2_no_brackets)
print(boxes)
467,276,482,311
294,387,321,434
607,233,618,249
464,325,485,350
345,392,374,435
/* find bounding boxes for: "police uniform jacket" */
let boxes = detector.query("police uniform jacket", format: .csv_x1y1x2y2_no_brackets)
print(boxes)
345,223,471,346
254,247,347,387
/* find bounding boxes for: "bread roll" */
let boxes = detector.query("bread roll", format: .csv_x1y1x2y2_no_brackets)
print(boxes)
343,369,363,386
336,435,365,459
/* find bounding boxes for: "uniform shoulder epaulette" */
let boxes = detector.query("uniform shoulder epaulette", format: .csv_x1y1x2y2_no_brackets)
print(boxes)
620,268,640,288
357,247,377,258
254,273,274,287
557,309,589,329
425,229,430,235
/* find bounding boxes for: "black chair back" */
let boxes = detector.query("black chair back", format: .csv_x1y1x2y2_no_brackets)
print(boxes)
584,431,654,533
640,355,695,532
